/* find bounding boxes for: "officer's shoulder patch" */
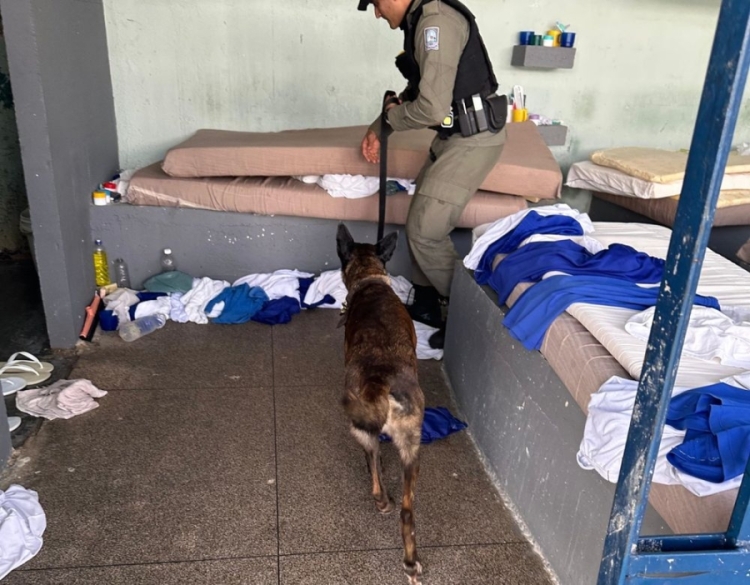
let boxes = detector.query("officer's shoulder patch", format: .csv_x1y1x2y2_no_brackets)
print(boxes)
424,27,439,51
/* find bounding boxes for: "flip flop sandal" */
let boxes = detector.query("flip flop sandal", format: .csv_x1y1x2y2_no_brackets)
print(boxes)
0,363,50,387
8,417,21,433
1,377,27,397
0,351,54,374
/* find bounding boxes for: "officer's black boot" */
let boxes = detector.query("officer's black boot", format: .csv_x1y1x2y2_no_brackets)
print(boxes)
428,298,449,350
406,284,443,329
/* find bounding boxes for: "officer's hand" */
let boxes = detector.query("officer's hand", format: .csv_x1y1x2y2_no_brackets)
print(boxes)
362,130,381,164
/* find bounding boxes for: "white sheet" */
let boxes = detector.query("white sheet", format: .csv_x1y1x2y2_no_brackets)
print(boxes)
577,376,743,497
566,160,750,199
568,223,750,388
295,174,415,199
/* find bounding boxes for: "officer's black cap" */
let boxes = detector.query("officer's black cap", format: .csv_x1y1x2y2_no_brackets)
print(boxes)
358,0,371,10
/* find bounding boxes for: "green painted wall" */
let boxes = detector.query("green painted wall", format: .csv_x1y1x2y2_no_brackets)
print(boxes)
0,15,27,253
104,0,750,208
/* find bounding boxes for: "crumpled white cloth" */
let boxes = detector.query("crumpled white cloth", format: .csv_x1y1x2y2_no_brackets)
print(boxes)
233,269,313,302
294,174,415,199
626,305,750,369
414,321,443,361
103,288,140,324
134,296,171,320
15,379,107,420
517,234,606,255
577,376,742,497
302,270,413,309
0,485,46,580
169,293,189,323
464,204,595,271
180,277,230,324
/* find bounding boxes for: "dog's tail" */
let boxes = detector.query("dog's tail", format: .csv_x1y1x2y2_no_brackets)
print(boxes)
343,379,390,435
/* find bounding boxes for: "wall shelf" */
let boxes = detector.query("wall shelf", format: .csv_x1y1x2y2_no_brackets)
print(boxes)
537,125,568,146
511,45,576,69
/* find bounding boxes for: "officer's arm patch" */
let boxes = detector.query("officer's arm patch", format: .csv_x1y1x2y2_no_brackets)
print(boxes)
424,27,439,51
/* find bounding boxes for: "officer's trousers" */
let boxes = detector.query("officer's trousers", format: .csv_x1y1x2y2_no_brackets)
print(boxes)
406,127,506,298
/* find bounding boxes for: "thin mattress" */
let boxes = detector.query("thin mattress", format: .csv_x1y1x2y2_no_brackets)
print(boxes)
593,192,750,227
125,163,528,229
494,221,750,535
160,122,563,200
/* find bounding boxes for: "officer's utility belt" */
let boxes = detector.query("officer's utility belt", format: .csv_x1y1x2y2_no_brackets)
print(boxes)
436,93,508,138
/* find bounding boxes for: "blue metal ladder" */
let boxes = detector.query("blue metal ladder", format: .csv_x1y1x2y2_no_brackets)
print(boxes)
597,1,750,583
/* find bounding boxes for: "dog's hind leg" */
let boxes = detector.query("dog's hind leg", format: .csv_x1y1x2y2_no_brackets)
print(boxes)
350,426,394,514
392,424,423,585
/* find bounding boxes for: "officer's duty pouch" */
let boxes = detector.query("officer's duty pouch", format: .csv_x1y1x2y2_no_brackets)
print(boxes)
483,94,508,132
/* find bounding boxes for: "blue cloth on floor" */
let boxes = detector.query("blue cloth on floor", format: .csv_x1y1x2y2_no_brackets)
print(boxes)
380,407,468,445
489,240,665,305
252,297,302,325
666,383,750,483
503,275,721,351
475,212,586,284
205,284,269,324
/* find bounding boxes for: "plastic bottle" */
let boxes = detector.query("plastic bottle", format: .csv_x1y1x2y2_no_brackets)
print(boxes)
118,314,167,342
161,248,176,272
113,258,131,289
93,239,111,287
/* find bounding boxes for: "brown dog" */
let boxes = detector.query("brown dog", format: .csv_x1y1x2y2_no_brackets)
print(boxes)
336,223,426,584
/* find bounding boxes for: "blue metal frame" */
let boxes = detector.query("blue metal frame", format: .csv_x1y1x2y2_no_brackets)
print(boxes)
597,1,750,583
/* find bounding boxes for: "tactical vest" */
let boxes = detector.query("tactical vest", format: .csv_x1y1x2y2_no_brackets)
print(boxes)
396,0,498,136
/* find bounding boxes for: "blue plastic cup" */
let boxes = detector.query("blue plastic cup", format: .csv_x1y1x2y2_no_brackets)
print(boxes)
561,32,576,47
519,31,534,45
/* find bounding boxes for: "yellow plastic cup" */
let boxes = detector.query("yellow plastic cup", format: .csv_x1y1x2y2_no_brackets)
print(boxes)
512,108,528,123
547,29,562,46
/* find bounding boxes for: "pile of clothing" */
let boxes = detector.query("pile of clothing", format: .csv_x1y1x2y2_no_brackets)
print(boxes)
101,268,443,360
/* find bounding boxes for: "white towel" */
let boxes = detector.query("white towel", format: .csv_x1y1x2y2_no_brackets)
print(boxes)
103,288,140,324
0,485,46,580
233,269,313,302
15,379,107,420
302,270,414,309
134,297,172,320
169,293,190,324
414,322,443,361
180,277,230,324
294,174,415,199
464,204,595,271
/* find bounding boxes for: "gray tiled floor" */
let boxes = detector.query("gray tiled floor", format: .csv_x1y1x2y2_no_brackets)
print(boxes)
1,312,553,584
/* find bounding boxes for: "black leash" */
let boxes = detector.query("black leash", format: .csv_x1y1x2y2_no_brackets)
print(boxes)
378,90,397,242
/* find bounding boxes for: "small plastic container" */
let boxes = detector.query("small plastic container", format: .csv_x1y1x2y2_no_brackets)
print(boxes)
113,258,131,289
118,314,167,342
161,248,176,272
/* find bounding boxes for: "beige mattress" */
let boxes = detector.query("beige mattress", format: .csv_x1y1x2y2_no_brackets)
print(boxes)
161,122,563,200
497,277,738,536
591,147,750,184
594,192,750,227
126,163,528,229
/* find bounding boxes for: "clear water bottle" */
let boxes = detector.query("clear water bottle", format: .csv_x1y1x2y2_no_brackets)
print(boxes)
93,239,110,287
161,248,176,272
118,314,167,342
113,258,131,289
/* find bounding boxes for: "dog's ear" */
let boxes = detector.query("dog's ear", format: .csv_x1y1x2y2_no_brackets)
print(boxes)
336,223,354,266
376,231,398,265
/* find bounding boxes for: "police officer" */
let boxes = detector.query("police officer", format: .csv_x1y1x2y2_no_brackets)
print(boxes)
358,0,506,349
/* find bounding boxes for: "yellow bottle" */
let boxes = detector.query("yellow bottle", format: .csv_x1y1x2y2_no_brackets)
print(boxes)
93,239,111,287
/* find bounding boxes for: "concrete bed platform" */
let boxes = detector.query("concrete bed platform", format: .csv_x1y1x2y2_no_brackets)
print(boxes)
90,204,473,288
443,263,670,585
